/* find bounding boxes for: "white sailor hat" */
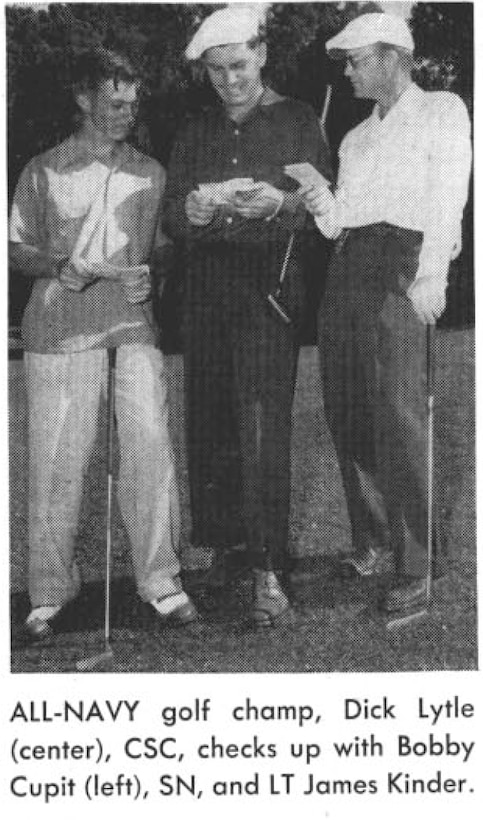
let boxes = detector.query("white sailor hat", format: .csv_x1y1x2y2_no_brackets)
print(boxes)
185,6,263,61
326,12,414,56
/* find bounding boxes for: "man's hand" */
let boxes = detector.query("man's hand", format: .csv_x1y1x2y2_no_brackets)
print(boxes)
407,276,447,325
298,181,334,218
186,190,218,226
59,259,97,292
122,267,152,305
89,262,151,282
73,261,152,303
450,229,462,261
233,182,284,219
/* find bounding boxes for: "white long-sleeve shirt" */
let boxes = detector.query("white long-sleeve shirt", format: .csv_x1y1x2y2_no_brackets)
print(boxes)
316,83,472,277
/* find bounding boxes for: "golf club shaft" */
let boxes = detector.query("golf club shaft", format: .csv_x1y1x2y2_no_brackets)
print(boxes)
319,83,332,137
279,232,294,287
105,475,113,646
426,324,435,605
105,347,116,646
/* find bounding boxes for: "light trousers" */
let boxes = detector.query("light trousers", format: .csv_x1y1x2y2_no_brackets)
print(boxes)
25,344,180,607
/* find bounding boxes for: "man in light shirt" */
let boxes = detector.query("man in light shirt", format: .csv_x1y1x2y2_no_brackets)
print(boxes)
9,47,197,642
301,13,472,614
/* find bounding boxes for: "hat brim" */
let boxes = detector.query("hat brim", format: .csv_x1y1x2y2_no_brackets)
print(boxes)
326,47,349,60
326,41,413,60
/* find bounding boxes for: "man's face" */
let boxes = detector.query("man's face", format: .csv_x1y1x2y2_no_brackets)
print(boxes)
203,41,266,110
80,79,139,142
344,46,388,100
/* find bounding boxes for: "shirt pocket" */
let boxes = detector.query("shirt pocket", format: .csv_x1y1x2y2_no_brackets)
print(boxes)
46,168,103,220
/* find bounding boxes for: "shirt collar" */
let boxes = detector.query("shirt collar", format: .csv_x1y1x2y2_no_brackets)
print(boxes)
61,134,131,170
217,86,286,126
373,82,425,124
259,87,285,110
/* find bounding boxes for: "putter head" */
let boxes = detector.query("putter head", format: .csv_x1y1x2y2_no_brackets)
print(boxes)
386,608,428,631
76,644,113,672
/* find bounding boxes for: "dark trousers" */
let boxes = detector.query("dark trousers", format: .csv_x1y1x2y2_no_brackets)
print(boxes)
319,224,440,579
184,247,300,571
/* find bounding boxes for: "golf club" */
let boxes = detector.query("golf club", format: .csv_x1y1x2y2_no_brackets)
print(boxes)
76,347,116,670
267,232,295,324
319,83,332,142
387,324,435,631
267,85,332,327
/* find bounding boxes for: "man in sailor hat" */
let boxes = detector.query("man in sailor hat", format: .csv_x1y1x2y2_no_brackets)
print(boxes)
301,12,472,614
164,5,332,626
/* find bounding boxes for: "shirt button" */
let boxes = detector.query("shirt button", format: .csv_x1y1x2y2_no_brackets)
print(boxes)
232,157,238,165
226,216,233,225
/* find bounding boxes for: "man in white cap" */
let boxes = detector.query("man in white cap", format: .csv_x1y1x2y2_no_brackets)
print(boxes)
301,12,472,614
9,47,197,642
163,5,332,626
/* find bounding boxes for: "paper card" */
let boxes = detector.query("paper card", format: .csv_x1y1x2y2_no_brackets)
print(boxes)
198,178,256,205
284,162,331,188
88,263,150,280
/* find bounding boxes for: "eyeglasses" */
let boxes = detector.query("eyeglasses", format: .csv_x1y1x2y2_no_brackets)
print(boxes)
345,51,379,70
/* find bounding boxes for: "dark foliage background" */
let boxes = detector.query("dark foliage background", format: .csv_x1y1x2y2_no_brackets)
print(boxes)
7,2,474,342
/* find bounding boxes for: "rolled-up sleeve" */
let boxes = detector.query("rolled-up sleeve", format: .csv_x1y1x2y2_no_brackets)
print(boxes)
9,159,43,246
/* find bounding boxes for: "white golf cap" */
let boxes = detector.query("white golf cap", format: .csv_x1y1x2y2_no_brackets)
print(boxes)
185,6,263,61
326,12,414,56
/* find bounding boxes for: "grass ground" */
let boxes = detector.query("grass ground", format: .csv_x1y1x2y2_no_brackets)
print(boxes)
9,329,476,673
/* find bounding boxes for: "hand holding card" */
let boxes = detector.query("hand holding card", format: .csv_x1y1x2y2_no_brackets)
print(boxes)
89,263,150,281
285,163,334,219
233,182,284,220
284,162,331,189
198,178,256,206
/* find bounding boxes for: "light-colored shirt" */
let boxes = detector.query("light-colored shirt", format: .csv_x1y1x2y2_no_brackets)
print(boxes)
10,134,167,352
316,83,472,276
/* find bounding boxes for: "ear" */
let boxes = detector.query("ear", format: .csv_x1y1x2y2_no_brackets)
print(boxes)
257,41,267,69
383,48,399,72
75,91,93,117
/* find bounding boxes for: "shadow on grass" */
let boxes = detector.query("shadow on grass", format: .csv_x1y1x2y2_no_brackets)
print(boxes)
12,554,477,675
10,556,382,672
9,334,477,674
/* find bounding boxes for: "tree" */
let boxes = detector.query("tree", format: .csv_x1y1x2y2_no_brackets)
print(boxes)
7,2,473,332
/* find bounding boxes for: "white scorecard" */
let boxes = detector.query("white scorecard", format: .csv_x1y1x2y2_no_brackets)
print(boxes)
284,162,331,189
198,178,259,205
88,263,150,280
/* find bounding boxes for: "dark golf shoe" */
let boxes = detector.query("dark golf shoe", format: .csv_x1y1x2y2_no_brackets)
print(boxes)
341,547,392,578
24,606,62,644
149,591,199,626
204,547,249,589
251,569,293,628
25,618,55,643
